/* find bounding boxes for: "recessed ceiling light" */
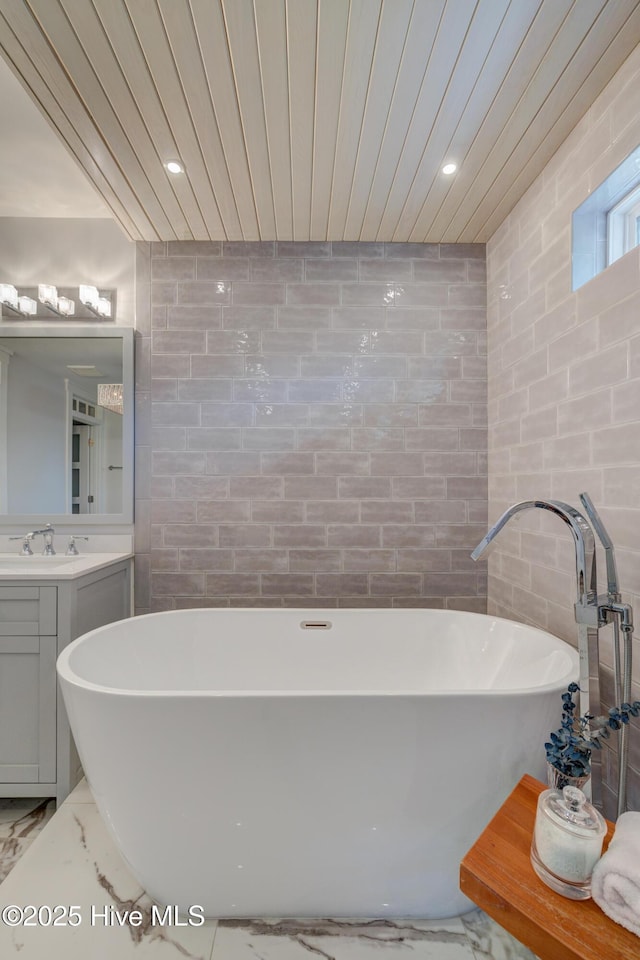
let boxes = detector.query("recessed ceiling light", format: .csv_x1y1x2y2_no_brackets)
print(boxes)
165,160,184,175
442,163,457,175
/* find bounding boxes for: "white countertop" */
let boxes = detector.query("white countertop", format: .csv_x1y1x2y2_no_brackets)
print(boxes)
0,552,133,580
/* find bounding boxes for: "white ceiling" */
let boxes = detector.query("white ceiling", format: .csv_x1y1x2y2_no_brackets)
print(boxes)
0,0,639,243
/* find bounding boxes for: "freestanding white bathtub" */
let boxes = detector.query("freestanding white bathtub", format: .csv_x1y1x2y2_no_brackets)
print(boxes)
57,607,578,919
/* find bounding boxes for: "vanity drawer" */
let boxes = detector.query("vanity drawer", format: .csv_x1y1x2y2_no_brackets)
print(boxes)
0,587,57,636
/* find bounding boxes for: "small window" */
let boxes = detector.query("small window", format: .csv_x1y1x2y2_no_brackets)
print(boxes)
607,183,640,265
572,143,640,290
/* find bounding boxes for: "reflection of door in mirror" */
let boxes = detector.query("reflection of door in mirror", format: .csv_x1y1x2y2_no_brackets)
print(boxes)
70,392,123,514
71,393,98,514
71,423,93,514
0,335,127,517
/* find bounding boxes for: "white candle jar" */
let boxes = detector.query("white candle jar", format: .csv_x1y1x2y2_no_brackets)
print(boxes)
530,785,606,900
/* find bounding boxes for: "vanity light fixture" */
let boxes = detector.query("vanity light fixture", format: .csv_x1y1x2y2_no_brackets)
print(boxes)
79,284,112,319
0,283,37,316
442,162,458,175
1,282,114,319
37,284,76,317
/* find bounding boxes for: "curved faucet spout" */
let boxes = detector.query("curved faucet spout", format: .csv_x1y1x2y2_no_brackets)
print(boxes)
471,499,597,615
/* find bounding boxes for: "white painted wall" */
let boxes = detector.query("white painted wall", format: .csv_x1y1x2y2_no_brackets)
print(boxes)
0,217,134,324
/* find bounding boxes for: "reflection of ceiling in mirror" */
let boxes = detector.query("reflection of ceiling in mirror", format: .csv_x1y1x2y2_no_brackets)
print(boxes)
0,337,123,381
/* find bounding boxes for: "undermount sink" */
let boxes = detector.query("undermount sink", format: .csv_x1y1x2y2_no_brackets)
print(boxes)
0,555,79,568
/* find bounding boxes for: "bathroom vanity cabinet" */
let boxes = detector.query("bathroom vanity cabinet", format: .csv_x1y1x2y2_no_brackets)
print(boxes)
0,556,131,805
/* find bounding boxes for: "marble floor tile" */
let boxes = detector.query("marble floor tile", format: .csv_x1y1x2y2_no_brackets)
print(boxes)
0,798,56,884
212,917,478,959
462,910,538,960
0,782,537,960
0,839,35,885
0,799,217,958
0,797,55,836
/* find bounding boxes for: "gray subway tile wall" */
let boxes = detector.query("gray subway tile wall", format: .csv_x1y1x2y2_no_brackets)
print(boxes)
135,242,487,612
485,42,640,815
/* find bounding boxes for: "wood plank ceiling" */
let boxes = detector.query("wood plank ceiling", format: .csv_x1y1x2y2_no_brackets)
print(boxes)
0,0,639,243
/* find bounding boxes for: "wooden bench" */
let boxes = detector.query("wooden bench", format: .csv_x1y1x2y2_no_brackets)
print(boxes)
460,774,639,960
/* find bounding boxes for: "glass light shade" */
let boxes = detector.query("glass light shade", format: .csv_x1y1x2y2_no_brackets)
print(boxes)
97,296,112,318
57,296,75,316
0,283,19,309
38,284,58,307
79,284,100,308
18,296,37,315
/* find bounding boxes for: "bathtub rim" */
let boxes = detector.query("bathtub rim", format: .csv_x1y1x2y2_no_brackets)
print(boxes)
56,606,580,699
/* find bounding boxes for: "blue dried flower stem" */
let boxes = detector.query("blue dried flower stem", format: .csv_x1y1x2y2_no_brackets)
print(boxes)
545,681,640,778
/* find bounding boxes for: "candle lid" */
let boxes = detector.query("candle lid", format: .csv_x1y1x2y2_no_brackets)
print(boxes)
539,786,607,840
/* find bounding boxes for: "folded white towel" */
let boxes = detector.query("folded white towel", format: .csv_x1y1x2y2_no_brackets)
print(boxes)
592,811,640,937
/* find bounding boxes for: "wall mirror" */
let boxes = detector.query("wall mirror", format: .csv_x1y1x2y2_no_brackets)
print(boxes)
0,323,134,526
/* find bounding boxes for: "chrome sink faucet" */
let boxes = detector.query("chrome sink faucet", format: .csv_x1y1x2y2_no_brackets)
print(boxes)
39,523,56,555
9,524,57,556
